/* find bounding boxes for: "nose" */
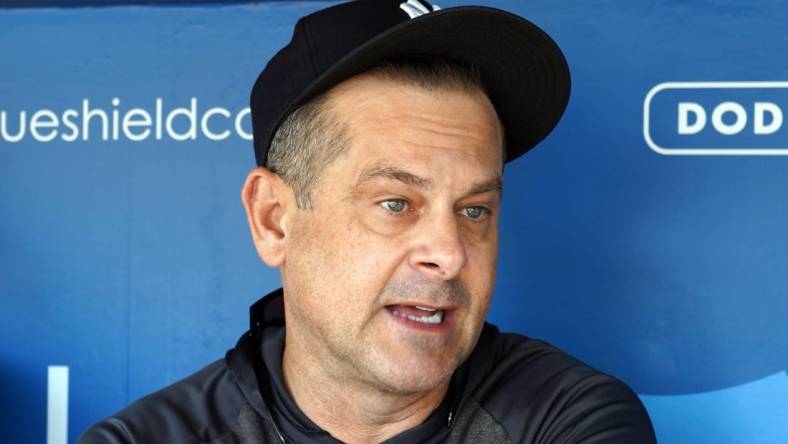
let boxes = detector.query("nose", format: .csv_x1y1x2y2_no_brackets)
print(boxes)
408,209,468,281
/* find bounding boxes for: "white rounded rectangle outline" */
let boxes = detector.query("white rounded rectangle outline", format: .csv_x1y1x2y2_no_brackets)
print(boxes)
643,81,788,155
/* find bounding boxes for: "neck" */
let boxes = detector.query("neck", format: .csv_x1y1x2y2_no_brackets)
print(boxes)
282,331,450,444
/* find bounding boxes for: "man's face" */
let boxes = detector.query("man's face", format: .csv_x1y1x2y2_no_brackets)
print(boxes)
281,73,503,395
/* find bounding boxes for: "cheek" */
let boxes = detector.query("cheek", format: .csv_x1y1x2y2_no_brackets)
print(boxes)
462,231,498,311
466,225,498,276
285,212,404,303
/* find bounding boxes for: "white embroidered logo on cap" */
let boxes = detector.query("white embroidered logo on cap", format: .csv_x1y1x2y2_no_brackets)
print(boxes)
399,0,441,19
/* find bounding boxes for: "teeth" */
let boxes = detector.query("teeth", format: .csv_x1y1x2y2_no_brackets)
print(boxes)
415,306,437,312
393,309,444,324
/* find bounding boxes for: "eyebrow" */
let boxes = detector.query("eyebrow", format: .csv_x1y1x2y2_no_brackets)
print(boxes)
353,161,503,198
355,162,434,189
463,175,503,199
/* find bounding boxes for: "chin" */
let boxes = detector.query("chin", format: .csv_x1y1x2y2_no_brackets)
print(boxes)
366,354,460,395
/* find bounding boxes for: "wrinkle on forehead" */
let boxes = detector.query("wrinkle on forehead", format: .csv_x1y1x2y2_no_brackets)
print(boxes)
325,72,505,159
372,112,499,156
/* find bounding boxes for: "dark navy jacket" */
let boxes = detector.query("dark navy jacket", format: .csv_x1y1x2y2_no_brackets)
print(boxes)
79,289,656,443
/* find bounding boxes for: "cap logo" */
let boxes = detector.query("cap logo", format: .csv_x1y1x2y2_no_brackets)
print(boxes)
399,0,441,19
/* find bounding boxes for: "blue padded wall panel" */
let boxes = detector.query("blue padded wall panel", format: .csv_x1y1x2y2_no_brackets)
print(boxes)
2,1,787,442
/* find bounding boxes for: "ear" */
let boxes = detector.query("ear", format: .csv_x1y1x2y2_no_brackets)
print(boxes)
241,167,292,267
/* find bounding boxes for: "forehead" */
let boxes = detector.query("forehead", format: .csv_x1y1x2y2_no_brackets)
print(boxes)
323,72,504,174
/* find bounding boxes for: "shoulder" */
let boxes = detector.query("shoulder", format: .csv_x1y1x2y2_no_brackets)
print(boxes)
465,330,656,444
77,358,252,444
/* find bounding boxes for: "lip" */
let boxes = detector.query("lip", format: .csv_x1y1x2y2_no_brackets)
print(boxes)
387,301,456,311
384,303,455,332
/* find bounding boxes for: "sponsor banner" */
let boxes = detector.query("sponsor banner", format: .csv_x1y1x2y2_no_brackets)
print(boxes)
1,98,251,144
645,81,788,155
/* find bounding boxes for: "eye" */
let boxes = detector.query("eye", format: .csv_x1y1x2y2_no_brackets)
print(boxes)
381,199,408,213
463,206,489,220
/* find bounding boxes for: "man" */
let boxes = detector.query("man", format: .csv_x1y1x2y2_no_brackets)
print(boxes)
80,0,656,442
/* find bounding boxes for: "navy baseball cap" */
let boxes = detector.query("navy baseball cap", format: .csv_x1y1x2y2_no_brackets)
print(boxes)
250,0,570,166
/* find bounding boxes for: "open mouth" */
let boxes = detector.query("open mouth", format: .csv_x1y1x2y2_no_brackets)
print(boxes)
386,304,446,325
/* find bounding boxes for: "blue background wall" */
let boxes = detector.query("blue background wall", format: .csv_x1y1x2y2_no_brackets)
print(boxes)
2,1,787,442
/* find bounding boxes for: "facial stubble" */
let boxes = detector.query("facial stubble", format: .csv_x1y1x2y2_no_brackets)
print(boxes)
312,276,477,396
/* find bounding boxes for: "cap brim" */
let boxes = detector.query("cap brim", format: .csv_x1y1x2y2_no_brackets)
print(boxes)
280,6,571,163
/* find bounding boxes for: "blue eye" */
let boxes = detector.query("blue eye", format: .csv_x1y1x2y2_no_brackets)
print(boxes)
382,199,407,213
464,206,488,220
